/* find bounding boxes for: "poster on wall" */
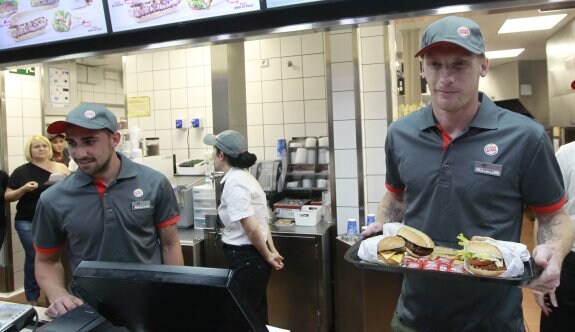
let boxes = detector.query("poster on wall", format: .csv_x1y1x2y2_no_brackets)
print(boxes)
0,0,108,51
127,96,151,118
265,0,326,8
107,0,260,33
49,67,71,106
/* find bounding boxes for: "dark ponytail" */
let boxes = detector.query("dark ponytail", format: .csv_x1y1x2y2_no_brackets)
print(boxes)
217,148,257,169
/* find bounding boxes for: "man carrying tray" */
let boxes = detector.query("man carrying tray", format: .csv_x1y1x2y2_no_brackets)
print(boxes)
362,16,575,331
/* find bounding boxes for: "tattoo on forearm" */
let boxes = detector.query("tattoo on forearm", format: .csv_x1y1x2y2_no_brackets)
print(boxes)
538,220,562,243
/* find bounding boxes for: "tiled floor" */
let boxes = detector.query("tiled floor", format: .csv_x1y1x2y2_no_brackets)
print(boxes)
523,288,541,332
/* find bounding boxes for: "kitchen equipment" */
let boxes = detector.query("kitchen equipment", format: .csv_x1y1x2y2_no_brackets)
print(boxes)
176,159,206,175
192,183,216,229
173,184,194,228
273,198,310,219
145,137,160,156
137,155,175,180
250,160,282,192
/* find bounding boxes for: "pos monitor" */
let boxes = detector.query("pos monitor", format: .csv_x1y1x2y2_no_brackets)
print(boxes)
71,261,267,332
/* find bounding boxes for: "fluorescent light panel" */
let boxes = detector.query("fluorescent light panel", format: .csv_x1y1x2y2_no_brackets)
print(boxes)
486,48,525,59
499,14,567,33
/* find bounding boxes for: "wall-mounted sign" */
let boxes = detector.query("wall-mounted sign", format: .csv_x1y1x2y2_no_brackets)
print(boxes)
127,96,151,118
49,67,71,106
9,68,36,76
108,0,260,33
0,0,108,50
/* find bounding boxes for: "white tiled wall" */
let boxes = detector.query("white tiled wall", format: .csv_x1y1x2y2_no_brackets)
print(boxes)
77,66,124,106
124,47,213,163
359,24,389,218
3,68,43,293
244,32,328,161
330,29,361,233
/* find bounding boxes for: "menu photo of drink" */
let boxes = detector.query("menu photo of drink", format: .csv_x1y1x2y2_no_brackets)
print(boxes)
107,0,260,33
0,0,108,50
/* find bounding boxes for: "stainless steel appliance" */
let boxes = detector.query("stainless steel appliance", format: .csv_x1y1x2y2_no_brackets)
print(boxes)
174,185,194,228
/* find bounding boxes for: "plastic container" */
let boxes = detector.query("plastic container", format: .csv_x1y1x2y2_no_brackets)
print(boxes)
145,137,160,156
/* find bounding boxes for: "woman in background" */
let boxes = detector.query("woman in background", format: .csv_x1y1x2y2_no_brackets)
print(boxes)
48,133,70,166
203,130,284,325
5,135,69,305
0,170,8,249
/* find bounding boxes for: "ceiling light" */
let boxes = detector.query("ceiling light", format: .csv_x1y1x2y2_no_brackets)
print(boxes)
486,49,525,59
498,14,567,33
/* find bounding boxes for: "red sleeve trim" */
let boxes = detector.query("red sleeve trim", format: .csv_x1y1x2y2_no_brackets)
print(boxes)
156,215,180,229
34,244,63,255
385,182,405,194
528,196,567,214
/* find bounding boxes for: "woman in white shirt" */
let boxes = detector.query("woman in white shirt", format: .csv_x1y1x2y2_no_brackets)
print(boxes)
204,130,284,325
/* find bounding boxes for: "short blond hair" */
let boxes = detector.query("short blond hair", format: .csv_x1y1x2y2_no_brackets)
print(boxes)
24,135,53,162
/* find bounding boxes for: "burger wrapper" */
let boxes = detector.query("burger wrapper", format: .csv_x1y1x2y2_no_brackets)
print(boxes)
358,222,404,262
465,238,530,278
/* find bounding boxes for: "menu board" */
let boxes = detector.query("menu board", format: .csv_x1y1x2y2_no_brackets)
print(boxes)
266,0,325,8
107,0,260,33
0,0,108,50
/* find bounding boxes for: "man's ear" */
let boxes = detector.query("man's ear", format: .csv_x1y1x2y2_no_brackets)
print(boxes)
480,58,489,77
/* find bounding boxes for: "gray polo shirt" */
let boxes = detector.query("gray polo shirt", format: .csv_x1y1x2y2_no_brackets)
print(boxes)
386,93,565,330
33,153,180,272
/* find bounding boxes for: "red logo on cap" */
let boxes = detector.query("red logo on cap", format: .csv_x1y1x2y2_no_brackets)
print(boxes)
457,26,471,38
84,110,96,119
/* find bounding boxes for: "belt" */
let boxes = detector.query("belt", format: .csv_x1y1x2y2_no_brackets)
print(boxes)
223,243,257,252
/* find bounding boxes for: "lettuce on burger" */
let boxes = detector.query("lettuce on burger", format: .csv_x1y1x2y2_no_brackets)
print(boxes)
457,233,506,277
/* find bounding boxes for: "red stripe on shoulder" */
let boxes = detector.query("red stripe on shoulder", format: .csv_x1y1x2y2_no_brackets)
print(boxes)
156,215,180,228
528,196,567,214
34,244,63,255
385,182,405,194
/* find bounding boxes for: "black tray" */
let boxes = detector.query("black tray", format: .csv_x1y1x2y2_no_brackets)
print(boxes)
344,240,540,286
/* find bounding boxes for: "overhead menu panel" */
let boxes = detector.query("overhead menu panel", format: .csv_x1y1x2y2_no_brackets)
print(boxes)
265,0,325,8
107,0,260,32
0,0,108,50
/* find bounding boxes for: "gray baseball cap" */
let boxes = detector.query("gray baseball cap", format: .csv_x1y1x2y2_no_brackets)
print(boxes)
47,103,118,134
415,16,485,57
203,130,247,158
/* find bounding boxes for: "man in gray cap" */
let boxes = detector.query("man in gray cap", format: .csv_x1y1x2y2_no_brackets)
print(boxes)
33,103,184,318
362,16,575,330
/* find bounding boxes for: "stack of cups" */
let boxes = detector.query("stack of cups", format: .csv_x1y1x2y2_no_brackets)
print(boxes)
294,148,307,164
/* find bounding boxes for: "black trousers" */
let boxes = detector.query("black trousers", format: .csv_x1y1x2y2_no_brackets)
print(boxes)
223,244,272,326
541,251,575,332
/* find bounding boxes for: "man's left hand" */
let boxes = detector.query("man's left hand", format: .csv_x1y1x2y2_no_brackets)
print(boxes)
527,243,562,294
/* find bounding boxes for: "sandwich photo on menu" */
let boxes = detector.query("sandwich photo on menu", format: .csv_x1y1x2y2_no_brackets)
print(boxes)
30,0,59,9
9,10,48,41
187,0,211,10
0,0,18,18
130,0,182,22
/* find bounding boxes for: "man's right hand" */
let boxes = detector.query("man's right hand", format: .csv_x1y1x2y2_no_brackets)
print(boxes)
46,293,84,318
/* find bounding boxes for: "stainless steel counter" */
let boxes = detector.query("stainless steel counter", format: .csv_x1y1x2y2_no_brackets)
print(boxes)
269,221,334,236
178,220,335,242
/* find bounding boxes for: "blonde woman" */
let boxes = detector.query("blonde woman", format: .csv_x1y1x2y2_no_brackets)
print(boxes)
5,135,69,305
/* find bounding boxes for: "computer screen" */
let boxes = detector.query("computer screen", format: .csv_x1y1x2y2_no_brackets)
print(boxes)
71,261,268,332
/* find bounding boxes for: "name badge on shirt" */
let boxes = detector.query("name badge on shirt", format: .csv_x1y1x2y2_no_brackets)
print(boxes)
132,200,151,210
474,161,503,177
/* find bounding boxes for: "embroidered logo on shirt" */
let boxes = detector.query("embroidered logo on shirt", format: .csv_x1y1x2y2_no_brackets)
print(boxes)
484,143,498,156
133,188,144,198
84,110,96,119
